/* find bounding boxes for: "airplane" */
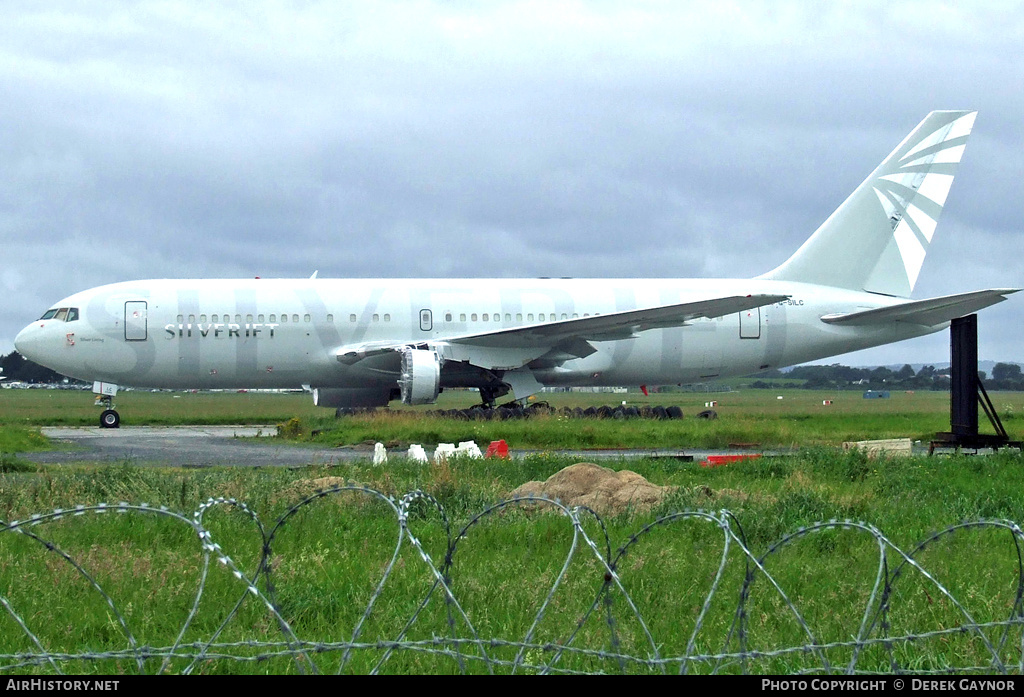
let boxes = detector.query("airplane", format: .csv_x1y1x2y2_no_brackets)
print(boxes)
14,110,1019,428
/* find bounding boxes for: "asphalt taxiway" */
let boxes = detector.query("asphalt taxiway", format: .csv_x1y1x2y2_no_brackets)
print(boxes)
20,425,754,467
28,426,346,468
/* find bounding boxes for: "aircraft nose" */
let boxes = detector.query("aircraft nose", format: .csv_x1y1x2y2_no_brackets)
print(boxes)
14,322,44,362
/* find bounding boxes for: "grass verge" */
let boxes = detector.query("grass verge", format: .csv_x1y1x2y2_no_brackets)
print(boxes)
1,450,1023,674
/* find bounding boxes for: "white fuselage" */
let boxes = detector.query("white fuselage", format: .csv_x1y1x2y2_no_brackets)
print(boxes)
14,277,938,392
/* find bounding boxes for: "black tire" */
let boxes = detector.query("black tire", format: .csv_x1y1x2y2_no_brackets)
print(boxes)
697,409,718,420
666,405,684,420
100,409,120,429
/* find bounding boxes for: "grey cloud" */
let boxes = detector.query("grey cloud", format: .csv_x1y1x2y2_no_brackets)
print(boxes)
1,1,1021,363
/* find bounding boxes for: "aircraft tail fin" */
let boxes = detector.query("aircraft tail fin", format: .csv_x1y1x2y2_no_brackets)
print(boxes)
760,111,977,298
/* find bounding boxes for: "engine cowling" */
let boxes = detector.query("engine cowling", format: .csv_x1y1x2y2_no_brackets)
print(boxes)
312,387,392,409
399,347,441,405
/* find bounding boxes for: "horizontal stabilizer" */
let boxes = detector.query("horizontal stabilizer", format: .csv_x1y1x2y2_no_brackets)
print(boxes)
820,289,1020,327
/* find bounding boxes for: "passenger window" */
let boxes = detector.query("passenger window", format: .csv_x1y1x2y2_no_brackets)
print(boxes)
212,314,219,323
200,314,207,323
281,315,288,323
247,314,254,323
482,314,488,321
445,313,453,322
539,313,545,321
373,314,379,322
516,313,522,321
349,314,356,322
460,313,466,322
527,314,534,321
471,313,478,322
304,314,311,323
327,314,333,322
188,314,196,323
292,314,299,323
269,314,276,323
504,313,511,322
259,314,265,322
384,314,390,322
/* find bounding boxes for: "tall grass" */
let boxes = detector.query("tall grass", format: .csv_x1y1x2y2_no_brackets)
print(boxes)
2,450,1024,674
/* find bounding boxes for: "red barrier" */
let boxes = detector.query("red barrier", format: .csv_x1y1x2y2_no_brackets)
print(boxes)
702,454,762,467
484,440,510,459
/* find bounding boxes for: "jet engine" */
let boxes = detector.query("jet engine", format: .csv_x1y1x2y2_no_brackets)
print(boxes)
399,347,441,405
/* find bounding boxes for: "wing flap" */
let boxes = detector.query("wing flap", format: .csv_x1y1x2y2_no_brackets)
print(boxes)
820,289,1020,327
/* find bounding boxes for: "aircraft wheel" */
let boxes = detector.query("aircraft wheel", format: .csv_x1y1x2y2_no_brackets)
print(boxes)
100,409,121,429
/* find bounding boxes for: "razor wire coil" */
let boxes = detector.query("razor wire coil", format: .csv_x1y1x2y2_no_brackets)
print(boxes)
2,487,1023,675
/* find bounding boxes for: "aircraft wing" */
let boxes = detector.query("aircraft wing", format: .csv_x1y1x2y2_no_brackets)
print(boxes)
447,294,790,347
820,289,1020,327
334,293,789,370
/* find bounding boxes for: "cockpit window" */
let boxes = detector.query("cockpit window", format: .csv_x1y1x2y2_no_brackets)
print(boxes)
38,307,79,322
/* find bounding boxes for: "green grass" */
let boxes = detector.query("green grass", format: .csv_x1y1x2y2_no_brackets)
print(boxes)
0,389,321,427
2,450,1024,674
1,388,1022,673
2,388,1021,450
294,389,1024,450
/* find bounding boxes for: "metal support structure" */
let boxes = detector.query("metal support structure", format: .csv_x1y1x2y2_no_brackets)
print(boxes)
950,314,979,437
931,315,1021,454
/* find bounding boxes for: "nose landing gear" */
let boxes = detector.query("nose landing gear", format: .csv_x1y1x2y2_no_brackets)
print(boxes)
99,406,120,428
93,381,121,429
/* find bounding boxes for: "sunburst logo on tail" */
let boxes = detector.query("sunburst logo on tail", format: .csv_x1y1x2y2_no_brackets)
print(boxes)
870,112,976,290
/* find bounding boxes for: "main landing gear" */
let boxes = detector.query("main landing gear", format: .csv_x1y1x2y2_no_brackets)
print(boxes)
93,381,121,429
477,384,511,409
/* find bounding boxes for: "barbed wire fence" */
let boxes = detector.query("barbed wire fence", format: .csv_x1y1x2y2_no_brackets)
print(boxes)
2,486,1023,675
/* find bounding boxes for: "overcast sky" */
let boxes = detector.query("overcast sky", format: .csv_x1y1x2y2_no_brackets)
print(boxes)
2,1,1022,369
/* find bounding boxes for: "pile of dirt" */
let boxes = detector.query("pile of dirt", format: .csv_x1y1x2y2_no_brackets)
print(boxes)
508,462,674,516
276,476,354,505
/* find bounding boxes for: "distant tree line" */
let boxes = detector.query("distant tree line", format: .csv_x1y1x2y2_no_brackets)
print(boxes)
748,362,1024,391
0,351,70,383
